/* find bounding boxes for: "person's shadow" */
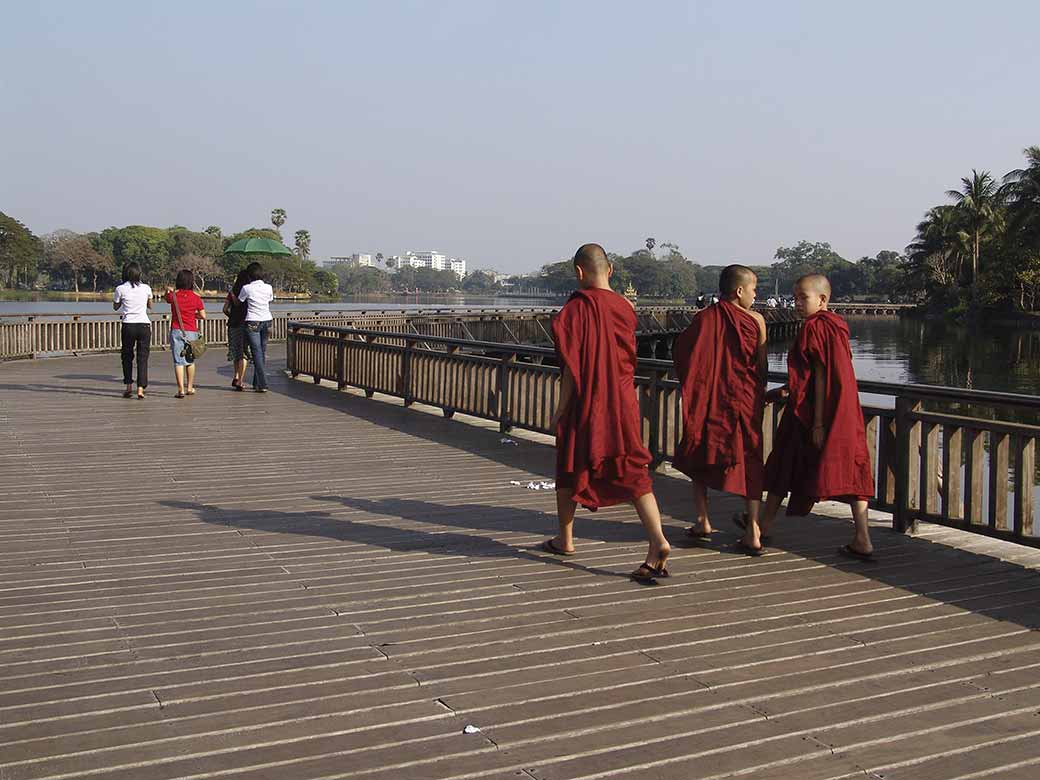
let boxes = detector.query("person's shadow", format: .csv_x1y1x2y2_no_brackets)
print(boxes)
161,498,637,581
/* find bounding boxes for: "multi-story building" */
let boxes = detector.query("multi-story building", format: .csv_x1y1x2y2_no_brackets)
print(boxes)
326,254,373,268
449,257,467,276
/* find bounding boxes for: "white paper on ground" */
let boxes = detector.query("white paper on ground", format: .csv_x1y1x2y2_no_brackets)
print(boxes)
463,724,482,734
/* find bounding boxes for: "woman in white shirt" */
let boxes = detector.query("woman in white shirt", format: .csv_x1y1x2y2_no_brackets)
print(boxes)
112,262,153,399
238,262,275,392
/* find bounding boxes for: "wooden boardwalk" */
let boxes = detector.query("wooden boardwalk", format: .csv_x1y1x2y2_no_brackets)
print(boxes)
2,348,1040,780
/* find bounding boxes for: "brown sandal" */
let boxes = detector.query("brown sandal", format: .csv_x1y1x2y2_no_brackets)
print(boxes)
540,538,575,556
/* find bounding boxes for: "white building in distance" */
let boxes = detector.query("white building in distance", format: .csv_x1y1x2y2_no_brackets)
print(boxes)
388,251,466,277
325,254,373,268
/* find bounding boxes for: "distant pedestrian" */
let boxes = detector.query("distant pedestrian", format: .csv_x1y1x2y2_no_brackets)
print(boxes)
112,261,152,399
223,269,252,391
165,270,206,399
238,262,274,393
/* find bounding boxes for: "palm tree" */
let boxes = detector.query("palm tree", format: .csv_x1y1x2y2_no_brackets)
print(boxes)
946,170,1001,302
270,208,287,236
906,205,965,290
294,229,311,261
1002,146,1040,250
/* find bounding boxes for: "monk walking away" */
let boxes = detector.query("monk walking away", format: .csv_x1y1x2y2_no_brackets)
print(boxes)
672,265,769,556
760,274,877,560
546,243,672,581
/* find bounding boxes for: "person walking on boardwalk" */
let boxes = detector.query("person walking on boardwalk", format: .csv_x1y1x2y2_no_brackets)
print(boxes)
759,274,877,560
238,262,274,393
223,269,252,391
545,243,672,581
164,270,206,399
112,261,152,399
672,265,769,555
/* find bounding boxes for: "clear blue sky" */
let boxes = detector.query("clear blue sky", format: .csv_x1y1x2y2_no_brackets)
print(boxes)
2,0,1038,273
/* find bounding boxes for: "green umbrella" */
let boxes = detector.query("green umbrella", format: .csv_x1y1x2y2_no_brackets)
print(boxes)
224,237,293,256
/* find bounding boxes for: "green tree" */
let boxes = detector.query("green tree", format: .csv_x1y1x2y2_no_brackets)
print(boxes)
312,269,339,296
0,212,41,289
43,232,111,293
335,265,390,294
906,205,965,294
946,170,1002,302
101,226,173,283
294,229,311,261
1003,146,1040,256
270,208,286,238
461,270,500,292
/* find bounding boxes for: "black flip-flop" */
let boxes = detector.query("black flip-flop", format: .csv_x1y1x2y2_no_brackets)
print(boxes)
540,538,575,557
838,544,876,562
734,539,766,557
630,562,668,581
684,526,712,543
122,390,132,398
732,512,773,545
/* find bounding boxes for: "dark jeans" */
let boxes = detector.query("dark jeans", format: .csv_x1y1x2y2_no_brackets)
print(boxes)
245,320,271,389
120,323,150,387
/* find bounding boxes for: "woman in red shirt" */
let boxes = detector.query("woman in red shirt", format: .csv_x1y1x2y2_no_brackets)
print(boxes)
164,269,206,398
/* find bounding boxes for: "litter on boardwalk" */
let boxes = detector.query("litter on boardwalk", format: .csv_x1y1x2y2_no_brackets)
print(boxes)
463,725,482,735
499,438,519,446
508,479,556,490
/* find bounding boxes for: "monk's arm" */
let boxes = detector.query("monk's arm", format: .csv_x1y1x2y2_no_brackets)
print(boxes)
551,365,575,428
754,313,768,392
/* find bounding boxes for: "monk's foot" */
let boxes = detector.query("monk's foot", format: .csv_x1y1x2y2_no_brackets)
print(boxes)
542,537,576,556
685,521,712,541
838,542,875,562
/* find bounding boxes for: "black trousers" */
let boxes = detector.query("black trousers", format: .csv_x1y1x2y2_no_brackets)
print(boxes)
120,323,150,387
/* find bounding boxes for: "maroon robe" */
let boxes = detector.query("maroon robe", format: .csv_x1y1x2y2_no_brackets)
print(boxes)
552,288,653,510
672,301,764,498
764,309,875,515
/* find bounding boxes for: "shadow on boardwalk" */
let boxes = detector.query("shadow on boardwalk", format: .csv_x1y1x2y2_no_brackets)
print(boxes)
162,498,645,583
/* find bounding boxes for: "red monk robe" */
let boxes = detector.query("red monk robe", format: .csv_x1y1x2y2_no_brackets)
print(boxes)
552,288,653,510
764,309,874,515
672,301,764,498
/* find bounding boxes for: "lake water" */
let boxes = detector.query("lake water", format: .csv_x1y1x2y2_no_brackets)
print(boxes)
2,295,1037,397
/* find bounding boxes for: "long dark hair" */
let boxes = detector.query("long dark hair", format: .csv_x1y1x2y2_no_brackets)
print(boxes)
175,269,194,290
232,268,250,297
122,262,142,288
245,262,264,283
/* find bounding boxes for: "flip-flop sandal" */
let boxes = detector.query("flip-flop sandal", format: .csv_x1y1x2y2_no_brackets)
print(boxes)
630,562,666,581
175,392,185,399
540,538,575,557
684,527,712,543
732,512,773,545
122,390,133,398
734,539,766,557
838,544,876,562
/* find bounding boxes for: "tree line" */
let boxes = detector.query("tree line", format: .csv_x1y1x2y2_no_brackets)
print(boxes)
0,209,338,296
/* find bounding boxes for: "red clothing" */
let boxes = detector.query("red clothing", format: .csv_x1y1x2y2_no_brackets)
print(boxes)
764,310,874,515
552,288,653,510
672,301,764,498
165,290,205,332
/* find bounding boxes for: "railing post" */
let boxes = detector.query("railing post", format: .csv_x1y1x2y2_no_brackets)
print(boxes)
894,397,922,533
287,324,298,377
364,334,377,397
336,333,347,390
498,352,516,433
443,345,459,418
647,368,666,470
401,339,415,407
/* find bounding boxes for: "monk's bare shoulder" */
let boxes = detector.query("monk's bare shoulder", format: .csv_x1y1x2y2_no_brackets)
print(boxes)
747,309,766,326
748,309,768,342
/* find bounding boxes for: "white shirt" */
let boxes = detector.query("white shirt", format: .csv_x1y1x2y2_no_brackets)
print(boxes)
238,280,274,322
113,282,152,324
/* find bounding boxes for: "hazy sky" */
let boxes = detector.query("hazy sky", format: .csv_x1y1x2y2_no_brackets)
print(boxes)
3,1,1038,273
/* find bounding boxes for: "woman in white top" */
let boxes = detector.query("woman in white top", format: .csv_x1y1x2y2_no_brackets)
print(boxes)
112,262,153,399
238,262,275,392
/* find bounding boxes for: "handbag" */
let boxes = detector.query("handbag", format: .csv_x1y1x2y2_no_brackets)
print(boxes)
169,289,207,361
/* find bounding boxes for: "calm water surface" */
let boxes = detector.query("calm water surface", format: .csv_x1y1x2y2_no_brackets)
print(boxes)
3,295,1038,396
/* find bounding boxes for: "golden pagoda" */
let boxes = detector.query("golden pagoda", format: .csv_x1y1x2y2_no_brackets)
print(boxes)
623,282,638,302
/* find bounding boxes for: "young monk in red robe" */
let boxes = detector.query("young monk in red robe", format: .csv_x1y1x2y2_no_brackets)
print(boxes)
760,274,877,560
672,265,769,556
547,243,672,581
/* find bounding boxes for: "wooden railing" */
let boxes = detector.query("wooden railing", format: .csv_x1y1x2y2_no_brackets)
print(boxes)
287,322,1040,547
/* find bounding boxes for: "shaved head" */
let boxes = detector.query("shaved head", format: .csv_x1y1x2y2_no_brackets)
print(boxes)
573,243,611,276
796,273,832,296
719,264,757,295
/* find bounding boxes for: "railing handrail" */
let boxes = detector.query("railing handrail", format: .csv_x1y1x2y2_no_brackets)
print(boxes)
287,321,1040,412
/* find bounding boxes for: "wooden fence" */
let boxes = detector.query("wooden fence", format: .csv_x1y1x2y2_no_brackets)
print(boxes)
287,322,1040,547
